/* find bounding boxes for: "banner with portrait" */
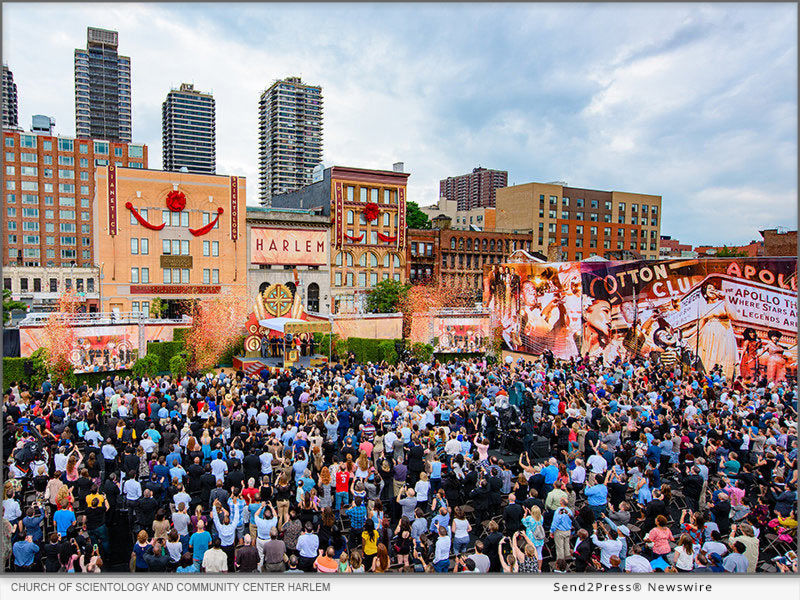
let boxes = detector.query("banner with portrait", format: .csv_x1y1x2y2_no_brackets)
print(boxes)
434,317,489,353
486,257,797,382
19,325,140,373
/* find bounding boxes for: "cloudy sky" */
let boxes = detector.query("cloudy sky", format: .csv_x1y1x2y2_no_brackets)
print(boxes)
3,3,796,245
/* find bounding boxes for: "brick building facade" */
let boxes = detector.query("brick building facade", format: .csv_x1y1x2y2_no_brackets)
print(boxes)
760,228,797,257
439,167,508,211
495,182,662,261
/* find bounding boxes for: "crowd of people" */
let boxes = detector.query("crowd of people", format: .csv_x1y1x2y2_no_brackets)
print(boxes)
2,348,797,574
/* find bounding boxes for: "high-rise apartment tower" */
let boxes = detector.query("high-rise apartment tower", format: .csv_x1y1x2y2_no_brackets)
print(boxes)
162,83,216,174
258,77,323,205
2,65,19,129
74,27,132,142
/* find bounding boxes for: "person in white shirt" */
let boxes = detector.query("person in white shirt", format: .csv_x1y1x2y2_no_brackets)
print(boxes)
587,453,608,474
202,538,229,572
624,546,654,573
444,433,462,456
139,433,156,455
571,459,587,486
260,450,274,477
53,448,69,473
210,456,228,483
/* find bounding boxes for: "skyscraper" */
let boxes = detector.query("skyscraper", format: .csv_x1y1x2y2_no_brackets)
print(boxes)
439,167,508,211
162,83,216,174
74,27,132,142
258,76,323,205
2,65,19,129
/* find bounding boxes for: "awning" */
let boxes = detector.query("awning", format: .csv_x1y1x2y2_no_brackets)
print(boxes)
257,317,306,333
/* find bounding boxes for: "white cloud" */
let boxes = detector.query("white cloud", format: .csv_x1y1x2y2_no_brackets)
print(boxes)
2,2,795,245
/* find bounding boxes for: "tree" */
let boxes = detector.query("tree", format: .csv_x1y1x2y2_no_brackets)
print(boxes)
3,289,27,324
406,201,431,230
132,353,160,378
150,297,164,318
715,245,748,257
365,279,411,313
184,291,249,371
42,291,79,385
169,353,188,379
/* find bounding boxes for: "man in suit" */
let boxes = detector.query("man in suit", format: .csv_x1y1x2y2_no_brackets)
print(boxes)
482,520,504,573
574,528,593,572
502,493,524,535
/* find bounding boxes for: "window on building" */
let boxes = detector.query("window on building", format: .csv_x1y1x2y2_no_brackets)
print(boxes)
141,239,149,254
131,238,139,254
211,269,219,284
131,267,139,283
49,278,57,292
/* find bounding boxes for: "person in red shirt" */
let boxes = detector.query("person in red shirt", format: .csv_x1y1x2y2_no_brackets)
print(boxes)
335,462,352,513
242,478,259,504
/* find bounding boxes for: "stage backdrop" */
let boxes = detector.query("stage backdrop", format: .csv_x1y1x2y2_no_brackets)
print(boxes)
485,258,797,381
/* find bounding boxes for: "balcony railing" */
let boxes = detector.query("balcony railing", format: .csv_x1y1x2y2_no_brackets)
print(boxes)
18,311,192,327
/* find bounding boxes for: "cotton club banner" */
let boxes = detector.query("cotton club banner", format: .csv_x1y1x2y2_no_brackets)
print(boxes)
485,257,797,382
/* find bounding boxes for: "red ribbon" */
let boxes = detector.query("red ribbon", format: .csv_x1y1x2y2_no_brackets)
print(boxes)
190,207,224,237
377,232,397,242
344,233,364,242
125,202,165,230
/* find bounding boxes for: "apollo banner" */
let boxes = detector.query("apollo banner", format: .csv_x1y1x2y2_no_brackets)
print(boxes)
251,228,327,266
486,257,797,382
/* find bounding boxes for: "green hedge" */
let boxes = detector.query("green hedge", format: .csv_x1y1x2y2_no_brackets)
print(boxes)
172,328,191,344
77,370,133,388
2,359,133,390
2,357,26,389
218,335,246,367
313,333,339,359
378,340,398,365
146,340,185,373
345,337,401,364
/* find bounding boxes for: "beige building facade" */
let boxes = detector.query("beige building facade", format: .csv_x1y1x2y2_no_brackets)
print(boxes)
94,166,247,317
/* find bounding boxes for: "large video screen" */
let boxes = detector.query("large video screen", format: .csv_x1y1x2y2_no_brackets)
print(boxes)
485,258,797,380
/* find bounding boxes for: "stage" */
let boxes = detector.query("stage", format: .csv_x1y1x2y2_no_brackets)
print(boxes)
233,354,329,375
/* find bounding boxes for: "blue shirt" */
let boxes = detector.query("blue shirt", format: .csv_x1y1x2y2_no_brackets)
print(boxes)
53,509,76,536
430,512,450,532
585,484,608,506
189,530,212,562
346,504,368,530
13,540,39,566
22,514,44,542
550,507,573,532
542,464,559,485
